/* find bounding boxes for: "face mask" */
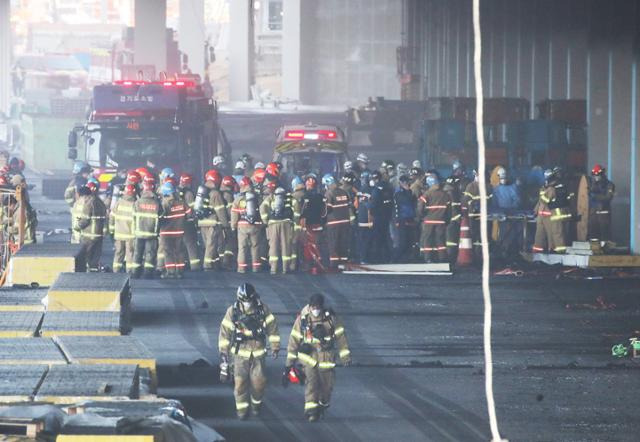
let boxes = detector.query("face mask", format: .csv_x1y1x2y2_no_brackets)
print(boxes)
369,180,375,187
594,175,602,182
311,308,322,318
242,301,253,310
499,178,506,185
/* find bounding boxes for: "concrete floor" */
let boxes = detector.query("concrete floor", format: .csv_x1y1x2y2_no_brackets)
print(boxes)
30,177,640,442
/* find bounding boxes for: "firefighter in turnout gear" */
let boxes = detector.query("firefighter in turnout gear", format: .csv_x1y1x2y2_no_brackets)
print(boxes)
220,176,238,269
198,169,230,270
323,174,354,267
286,293,351,422
231,182,264,273
533,167,572,253
462,170,491,262
109,184,136,272
67,162,91,244
443,176,463,262
178,173,201,270
260,186,297,274
291,176,306,270
588,164,615,241
132,178,161,278
417,173,451,263
74,181,107,271
218,283,280,420
159,182,188,278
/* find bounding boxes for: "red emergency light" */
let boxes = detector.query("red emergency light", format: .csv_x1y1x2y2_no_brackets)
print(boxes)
284,130,338,141
114,80,194,87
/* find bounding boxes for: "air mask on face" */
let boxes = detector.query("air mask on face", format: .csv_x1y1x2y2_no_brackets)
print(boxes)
242,301,253,310
311,308,322,318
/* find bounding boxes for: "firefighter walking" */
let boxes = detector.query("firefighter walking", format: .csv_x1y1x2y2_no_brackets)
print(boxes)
131,177,161,278
286,293,351,422
260,186,297,274
74,181,107,271
218,283,280,419
109,183,136,272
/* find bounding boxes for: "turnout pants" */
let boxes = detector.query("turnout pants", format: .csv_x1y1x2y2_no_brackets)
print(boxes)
160,235,184,275
393,220,415,263
327,223,350,267
133,237,158,276
420,222,447,262
237,225,262,273
469,216,483,262
233,355,267,416
446,220,461,262
201,226,223,269
267,221,294,274
182,222,201,270
356,225,373,263
223,228,237,269
589,211,611,242
80,237,103,271
303,351,335,417
113,239,135,272
533,216,566,253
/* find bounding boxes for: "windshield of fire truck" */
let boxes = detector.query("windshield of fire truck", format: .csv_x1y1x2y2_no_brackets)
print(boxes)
98,128,179,169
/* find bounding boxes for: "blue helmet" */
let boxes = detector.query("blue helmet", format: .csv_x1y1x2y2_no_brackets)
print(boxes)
322,173,335,187
425,174,439,188
87,176,99,186
161,181,175,196
72,161,89,175
291,175,303,190
160,167,175,180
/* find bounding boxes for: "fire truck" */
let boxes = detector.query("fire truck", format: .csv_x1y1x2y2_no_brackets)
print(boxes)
68,79,229,181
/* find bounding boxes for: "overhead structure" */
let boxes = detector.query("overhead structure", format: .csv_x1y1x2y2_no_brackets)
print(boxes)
228,0,254,101
178,0,205,78
134,0,167,77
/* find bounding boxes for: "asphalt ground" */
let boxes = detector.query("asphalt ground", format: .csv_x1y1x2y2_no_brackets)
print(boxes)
29,180,640,442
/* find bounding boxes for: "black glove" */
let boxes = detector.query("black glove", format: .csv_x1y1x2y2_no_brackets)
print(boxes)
282,366,292,388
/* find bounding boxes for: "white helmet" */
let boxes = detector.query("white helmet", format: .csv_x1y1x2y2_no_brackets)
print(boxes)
234,160,246,170
412,160,422,169
254,161,265,169
356,153,369,164
213,155,225,167
497,167,507,179
343,160,354,172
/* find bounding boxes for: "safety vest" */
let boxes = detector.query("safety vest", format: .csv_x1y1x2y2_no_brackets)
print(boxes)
133,192,160,238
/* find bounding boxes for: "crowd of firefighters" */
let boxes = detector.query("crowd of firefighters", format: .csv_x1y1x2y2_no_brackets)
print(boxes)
63,152,616,276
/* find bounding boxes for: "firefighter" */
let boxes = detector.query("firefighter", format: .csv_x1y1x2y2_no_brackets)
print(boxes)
445,161,471,262
197,169,229,270
355,171,373,264
132,177,161,278
178,173,201,271
159,182,187,278
218,283,280,419
74,181,107,271
340,172,359,260
66,161,90,244
231,178,263,273
532,167,572,254
232,160,247,184
462,170,492,261
588,164,615,241
323,174,353,268
291,176,306,270
220,176,238,269
259,187,296,274
354,152,371,179
367,170,393,263
380,160,396,183
491,167,522,259
109,183,136,273
259,177,278,268
393,175,417,262
286,293,351,422
300,175,328,269
409,167,425,199
417,173,451,263
212,155,228,176
8,183,37,245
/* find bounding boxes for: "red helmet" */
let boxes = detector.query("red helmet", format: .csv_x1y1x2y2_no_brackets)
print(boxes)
591,164,605,176
136,167,150,178
221,175,236,188
127,170,141,184
0,165,9,175
305,175,317,189
0,175,7,186
253,168,266,184
179,173,192,187
265,162,280,177
124,183,136,196
265,178,278,191
239,176,252,189
86,181,98,193
204,169,222,186
143,174,156,184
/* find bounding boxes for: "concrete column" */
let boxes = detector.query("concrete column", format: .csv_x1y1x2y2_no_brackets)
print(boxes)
179,0,205,78
0,0,11,116
135,0,167,76
632,59,640,253
282,0,304,101
229,0,253,102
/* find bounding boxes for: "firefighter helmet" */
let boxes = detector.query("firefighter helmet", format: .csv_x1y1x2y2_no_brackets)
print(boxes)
591,164,605,176
266,162,280,177
143,174,156,185
264,177,278,191
253,168,266,184
239,176,252,189
179,173,192,187
234,160,246,171
0,175,7,186
221,175,236,188
86,180,98,193
124,184,136,196
204,169,222,186
305,175,317,190
291,176,304,191
212,155,225,167
343,160,354,172
356,152,369,164
127,170,141,184
159,167,175,181
322,173,335,187
236,283,258,302
161,181,175,196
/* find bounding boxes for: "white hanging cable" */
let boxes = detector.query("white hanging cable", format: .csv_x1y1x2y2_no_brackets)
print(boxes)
472,1,508,441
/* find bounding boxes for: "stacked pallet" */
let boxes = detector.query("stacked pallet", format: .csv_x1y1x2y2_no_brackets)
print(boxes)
8,243,84,287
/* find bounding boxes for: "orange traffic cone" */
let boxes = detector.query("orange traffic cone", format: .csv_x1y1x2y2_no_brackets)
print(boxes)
457,216,473,267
